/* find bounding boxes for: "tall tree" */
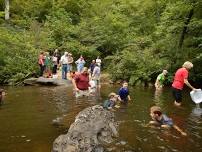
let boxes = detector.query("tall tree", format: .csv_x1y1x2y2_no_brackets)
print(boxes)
5,0,9,20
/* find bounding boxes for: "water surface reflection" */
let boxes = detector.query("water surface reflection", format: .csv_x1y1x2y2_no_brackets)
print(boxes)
0,85,201,152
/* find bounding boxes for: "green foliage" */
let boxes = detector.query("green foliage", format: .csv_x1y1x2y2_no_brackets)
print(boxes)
0,0,202,85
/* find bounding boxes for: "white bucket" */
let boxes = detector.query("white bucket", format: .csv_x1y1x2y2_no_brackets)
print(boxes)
190,89,202,104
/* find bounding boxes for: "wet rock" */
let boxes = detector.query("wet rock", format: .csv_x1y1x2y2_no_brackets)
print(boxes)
24,77,72,86
52,105,119,152
23,78,38,86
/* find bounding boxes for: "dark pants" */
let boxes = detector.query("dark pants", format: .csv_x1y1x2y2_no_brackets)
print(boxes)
172,87,182,103
39,64,45,76
52,65,57,74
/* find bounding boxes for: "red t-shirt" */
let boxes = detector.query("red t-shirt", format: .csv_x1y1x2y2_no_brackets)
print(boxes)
172,68,188,90
74,73,90,90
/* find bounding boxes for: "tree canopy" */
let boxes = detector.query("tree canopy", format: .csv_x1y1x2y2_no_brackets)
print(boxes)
0,0,202,85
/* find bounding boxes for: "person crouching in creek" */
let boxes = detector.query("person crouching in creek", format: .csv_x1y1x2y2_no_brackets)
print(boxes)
72,67,90,98
103,92,120,111
118,81,131,104
148,106,187,136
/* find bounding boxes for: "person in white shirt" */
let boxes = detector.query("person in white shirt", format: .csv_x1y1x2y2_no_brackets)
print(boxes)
75,55,85,72
92,63,101,85
96,56,101,67
60,52,69,79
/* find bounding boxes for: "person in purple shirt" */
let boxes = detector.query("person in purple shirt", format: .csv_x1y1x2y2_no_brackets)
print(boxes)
118,81,131,103
89,60,96,76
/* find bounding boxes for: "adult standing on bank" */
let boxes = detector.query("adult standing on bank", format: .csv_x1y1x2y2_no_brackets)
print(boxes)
75,55,85,73
54,49,61,65
67,53,74,73
38,51,45,77
96,56,101,67
89,60,96,76
172,61,196,106
60,52,69,79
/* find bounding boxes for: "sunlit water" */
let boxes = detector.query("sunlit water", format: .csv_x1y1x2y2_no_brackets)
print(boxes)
0,85,201,152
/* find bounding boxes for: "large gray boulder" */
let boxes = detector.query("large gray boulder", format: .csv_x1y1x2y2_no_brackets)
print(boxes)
52,105,119,152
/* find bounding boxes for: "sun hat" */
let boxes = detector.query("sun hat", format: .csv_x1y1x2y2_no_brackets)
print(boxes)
108,92,119,98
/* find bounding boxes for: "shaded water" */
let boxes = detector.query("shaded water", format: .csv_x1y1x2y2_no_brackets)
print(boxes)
0,85,202,152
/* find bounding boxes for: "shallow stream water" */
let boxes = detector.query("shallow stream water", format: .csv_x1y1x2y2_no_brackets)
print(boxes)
0,85,201,152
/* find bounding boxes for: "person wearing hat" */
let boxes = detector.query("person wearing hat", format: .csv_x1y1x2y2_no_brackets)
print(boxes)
60,52,69,79
67,53,74,73
103,92,120,110
172,61,197,106
149,105,187,136
155,70,168,90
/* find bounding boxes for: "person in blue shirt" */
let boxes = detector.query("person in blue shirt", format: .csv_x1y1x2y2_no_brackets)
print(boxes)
149,106,187,136
118,81,131,103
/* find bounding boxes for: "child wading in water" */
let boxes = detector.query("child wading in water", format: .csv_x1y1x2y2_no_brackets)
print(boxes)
103,92,120,110
149,106,187,136
118,81,131,103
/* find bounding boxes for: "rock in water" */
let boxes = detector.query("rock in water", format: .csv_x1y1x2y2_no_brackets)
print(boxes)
52,105,119,152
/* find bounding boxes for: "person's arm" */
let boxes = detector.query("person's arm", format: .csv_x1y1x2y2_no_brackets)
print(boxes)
128,95,131,101
72,78,79,91
155,78,160,88
92,67,97,77
184,79,196,90
173,124,187,136
68,58,73,64
118,89,122,101
71,58,74,63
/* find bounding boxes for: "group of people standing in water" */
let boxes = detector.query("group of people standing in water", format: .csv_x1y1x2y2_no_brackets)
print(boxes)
150,61,199,136
38,51,199,136
1,57,199,137
155,61,196,106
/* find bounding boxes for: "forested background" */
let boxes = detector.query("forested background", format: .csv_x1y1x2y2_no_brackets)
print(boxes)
0,0,201,85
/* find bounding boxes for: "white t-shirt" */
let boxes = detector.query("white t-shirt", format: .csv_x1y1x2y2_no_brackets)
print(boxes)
96,58,101,66
60,55,68,64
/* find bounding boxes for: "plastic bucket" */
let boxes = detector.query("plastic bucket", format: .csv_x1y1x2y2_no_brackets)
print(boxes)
190,89,202,104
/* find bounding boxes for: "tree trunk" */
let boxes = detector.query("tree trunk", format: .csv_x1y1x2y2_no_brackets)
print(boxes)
178,8,194,48
5,0,10,20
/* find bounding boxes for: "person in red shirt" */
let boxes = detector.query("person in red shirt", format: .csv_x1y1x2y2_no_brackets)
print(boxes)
72,67,90,97
172,61,196,106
